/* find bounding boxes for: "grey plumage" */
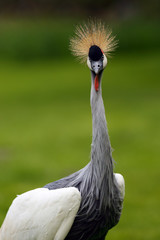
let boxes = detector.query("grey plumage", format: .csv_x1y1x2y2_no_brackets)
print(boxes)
44,70,124,240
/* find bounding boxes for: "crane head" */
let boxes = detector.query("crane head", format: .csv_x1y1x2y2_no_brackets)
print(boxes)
87,45,107,91
87,45,107,74
70,20,117,91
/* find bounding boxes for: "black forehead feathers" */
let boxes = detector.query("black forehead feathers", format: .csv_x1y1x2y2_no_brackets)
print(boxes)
88,45,103,61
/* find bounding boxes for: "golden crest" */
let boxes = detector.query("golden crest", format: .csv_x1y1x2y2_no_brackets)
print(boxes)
70,20,117,63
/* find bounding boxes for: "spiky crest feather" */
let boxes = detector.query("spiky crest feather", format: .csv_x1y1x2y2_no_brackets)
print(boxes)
70,20,117,63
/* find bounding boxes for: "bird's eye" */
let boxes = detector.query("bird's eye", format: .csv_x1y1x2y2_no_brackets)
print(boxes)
102,55,104,60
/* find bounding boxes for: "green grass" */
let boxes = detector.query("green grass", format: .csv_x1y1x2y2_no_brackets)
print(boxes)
0,18,160,239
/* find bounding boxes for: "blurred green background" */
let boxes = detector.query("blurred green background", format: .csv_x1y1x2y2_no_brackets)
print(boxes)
0,1,160,239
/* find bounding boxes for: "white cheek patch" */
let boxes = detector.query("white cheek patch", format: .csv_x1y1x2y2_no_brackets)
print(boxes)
87,57,92,70
103,55,107,69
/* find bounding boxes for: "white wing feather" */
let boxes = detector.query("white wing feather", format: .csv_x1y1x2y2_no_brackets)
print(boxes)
114,173,125,199
0,187,81,240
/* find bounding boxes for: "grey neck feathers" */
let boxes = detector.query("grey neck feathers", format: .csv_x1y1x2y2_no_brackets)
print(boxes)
89,70,114,207
90,71,111,163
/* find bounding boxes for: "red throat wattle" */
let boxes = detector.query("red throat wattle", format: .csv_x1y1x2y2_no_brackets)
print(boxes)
94,74,99,92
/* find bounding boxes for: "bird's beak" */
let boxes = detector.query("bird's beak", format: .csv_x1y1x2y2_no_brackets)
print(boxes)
87,56,105,92
91,59,103,75
90,60,103,92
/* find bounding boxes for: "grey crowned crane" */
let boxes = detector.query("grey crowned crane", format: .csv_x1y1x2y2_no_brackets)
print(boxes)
0,21,125,240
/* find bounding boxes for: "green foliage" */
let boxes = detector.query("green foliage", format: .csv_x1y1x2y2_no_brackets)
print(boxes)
0,19,74,60
0,19,159,60
0,19,160,240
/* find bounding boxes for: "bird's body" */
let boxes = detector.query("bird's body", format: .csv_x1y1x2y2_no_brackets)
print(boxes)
0,21,125,240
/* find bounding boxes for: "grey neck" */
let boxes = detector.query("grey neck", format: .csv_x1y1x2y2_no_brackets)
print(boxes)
90,70,114,205
90,71,112,165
